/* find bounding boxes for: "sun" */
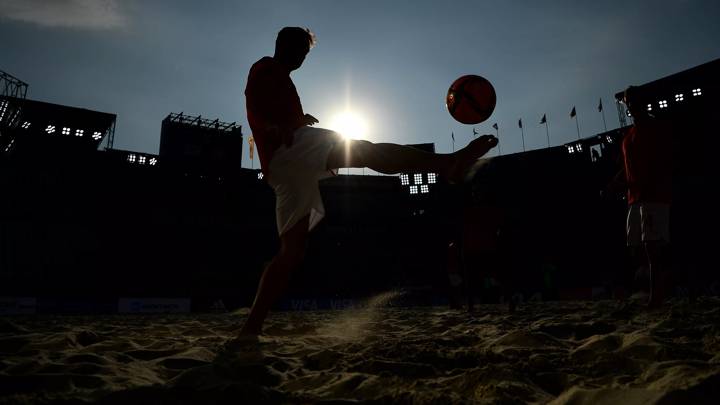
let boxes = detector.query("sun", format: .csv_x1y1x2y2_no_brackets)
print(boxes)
327,110,369,140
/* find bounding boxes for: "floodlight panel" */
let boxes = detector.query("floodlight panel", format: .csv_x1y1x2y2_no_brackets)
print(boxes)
0,100,8,122
4,139,15,152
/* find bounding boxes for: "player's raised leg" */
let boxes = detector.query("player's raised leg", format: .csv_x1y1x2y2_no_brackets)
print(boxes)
326,135,498,182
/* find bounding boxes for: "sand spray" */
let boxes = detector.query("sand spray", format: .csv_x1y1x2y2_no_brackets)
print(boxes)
316,289,406,340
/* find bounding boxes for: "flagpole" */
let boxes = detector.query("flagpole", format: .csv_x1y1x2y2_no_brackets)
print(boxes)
540,114,550,147
600,98,608,131
248,136,255,169
521,127,525,152
575,115,581,139
495,127,501,155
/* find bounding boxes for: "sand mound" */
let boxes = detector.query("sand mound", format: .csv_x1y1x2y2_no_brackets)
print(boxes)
1,297,720,404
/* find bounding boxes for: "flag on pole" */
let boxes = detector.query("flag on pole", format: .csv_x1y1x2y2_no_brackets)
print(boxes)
473,128,478,136
518,119,523,129
541,114,550,147
492,123,498,130
248,135,255,160
598,98,603,112
451,132,455,142
571,107,580,139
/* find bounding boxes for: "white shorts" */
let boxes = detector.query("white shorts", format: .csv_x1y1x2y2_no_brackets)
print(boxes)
626,202,671,247
267,126,344,235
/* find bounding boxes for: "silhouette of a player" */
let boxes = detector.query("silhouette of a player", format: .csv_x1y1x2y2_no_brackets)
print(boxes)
239,27,498,335
611,86,672,307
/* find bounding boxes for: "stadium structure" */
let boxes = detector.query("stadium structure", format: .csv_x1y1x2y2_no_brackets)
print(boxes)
0,58,717,313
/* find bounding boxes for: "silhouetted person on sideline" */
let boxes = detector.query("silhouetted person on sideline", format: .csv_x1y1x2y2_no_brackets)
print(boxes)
461,197,504,311
446,239,464,310
238,27,498,336
610,86,672,307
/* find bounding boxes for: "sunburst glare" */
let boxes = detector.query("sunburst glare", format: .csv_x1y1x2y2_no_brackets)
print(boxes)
328,110,369,140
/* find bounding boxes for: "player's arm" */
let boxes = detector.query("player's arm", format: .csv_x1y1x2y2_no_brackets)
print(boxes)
603,156,626,197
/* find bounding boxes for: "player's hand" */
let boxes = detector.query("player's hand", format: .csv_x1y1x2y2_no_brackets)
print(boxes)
303,114,319,126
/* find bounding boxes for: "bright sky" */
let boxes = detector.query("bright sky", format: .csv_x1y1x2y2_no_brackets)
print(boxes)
2,0,719,170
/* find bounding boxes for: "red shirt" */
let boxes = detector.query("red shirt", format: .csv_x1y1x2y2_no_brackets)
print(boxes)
621,119,672,204
245,57,305,174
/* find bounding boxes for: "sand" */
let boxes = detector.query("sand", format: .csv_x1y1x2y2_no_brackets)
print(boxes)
1,295,720,404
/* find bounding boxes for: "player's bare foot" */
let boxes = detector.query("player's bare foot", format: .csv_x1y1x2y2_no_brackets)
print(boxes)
221,332,260,354
239,323,262,336
444,135,498,184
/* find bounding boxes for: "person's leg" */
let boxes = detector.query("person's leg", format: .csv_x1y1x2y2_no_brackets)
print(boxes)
646,241,671,307
326,135,498,182
240,215,310,335
641,203,671,307
625,204,646,296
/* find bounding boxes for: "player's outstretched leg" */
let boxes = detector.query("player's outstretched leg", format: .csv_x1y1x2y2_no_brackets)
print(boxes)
326,135,498,183
445,135,499,183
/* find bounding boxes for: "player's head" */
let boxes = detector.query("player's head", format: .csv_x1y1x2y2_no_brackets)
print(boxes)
623,85,647,120
275,27,316,71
